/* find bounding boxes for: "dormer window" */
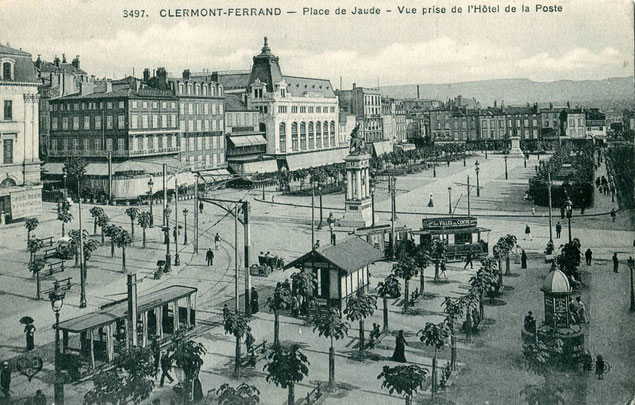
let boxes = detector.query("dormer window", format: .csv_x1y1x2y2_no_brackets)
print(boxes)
280,88,286,98
254,88,263,98
1,59,15,80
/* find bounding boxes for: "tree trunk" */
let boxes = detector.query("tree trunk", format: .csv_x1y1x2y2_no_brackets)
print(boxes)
62,222,65,237
359,319,365,352
434,261,439,281
27,230,30,250
328,342,335,391
480,292,484,320
505,255,511,276
274,311,280,347
122,247,126,272
75,249,79,267
101,229,105,244
234,335,241,378
142,229,146,248
93,219,97,235
287,383,295,405
403,280,409,314
111,239,115,257
420,268,425,292
383,296,389,332
130,220,135,238
432,348,437,400
36,271,40,299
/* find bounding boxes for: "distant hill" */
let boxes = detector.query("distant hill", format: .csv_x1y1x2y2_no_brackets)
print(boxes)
380,77,634,106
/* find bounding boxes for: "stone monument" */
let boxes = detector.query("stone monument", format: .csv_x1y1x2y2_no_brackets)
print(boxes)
339,125,373,228
508,135,524,158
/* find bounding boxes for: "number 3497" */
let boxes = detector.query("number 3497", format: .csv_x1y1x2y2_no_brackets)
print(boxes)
123,9,146,18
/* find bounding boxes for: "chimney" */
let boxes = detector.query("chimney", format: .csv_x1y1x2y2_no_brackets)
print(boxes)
353,82,356,89
156,67,167,90
54,55,60,68
71,55,80,69
143,68,150,82
417,85,420,99
62,54,67,64
183,69,191,80
106,80,112,93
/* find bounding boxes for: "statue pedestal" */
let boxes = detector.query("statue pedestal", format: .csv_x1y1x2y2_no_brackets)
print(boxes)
508,136,524,158
339,153,372,228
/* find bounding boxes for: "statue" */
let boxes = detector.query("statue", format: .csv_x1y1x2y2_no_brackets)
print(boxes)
349,124,364,154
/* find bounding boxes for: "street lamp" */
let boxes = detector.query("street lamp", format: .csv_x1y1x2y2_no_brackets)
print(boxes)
504,155,508,180
433,163,436,178
62,173,67,198
148,178,154,228
371,183,376,227
628,257,635,312
565,195,573,242
50,285,66,405
317,185,324,230
475,161,480,197
448,186,452,214
523,153,527,168
183,209,188,245
484,141,488,159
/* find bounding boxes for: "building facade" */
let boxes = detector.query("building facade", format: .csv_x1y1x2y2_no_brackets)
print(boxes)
564,110,586,139
585,108,606,140
336,84,382,143
0,44,42,223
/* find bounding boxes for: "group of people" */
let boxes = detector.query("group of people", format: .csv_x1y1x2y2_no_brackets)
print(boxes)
595,175,615,197
205,233,222,266
569,296,590,325
150,337,204,400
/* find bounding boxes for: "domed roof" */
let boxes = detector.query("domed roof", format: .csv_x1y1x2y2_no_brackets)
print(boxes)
541,269,571,294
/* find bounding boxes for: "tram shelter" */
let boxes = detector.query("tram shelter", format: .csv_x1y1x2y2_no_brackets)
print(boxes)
411,216,490,261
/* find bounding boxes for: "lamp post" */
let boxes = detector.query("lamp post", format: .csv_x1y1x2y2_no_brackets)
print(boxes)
484,141,488,159
174,179,180,267
475,161,480,197
504,155,508,180
447,186,452,214
62,173,67,198
148,178,154,228
329,221,335,245
371,183,376,227
565,196,573,242
433,163,436,178
183,209,188,245
523,154,527,168
50,285,66,405
628,257,635,312
317,185,323,230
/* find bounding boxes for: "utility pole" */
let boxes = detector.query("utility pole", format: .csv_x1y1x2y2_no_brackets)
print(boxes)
194,175,199,255
547,172,553,242
174,176,180,266
311,185,315,250
467,175,471,218
126,273,138,347
78,180,86,308
234,204,239,313
162,163,167,227
390,176,396,258
243,201,251,316
107,151,112,205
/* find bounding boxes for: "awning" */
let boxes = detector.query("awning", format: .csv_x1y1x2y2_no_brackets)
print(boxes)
230,159,279,174
198,168,231,181
285,147,349,171
411,226,491,236
229,135,267,147
373,141,392,156
41,162,65,175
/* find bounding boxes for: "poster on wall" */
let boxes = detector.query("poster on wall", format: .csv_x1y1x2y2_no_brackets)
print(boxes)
10,189,42,219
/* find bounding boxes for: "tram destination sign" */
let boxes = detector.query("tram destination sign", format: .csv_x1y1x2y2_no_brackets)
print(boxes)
421,217,477,230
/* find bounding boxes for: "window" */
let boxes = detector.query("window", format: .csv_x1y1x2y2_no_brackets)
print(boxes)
3,100,12,120
106,138,113,151
107,102,113,109
204,104,209,114
316,121,322,148
323,121,329,147
330,121,336,146
73,117,79,130
280,89,286,97
254,88,263,98
278,106,287,114
291,122,298,151
162,101,167,109
148,136,154,150
142,101,148,109
212,104,217,115
132,101,138,109
218,104,223,114
300,122,307,150
152,101,158,109
204,120,210,131
137,137,143,151
308,106,314,113
188,120,194,131
50,139,57,151
2,62,13,80
84,116,90,129
300,106,306,113
151,115,158,129
170,114,177,128
171,102,176,109
308,122,314,149
118,138,125,151
131,114,138,129
2,139,13,164
196,119,202,132
291,106,298,114
106,116,113,129
52,117,58,130
118,115,125,129
316,106,321,113
118,101,124,109
94,116,101,130
161,114,168,128
279,122,286,152
188,103,193,115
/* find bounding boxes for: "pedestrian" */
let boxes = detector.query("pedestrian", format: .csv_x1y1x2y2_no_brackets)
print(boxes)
199,201,204,214
610,209,616,222
569,297,579,324
151,337,161,378
368,323,381,349
612,253,619,273
271,195,275,202
464,251,474,269
33,389,46,405
524,224,532,241
583,350,593,373
595,177,601,188
391,330,407,363
440,260,448,279
291,294,300,317
222,304,230,320
576,296,589,324
214,233,221,250
250,287,259,315
585,248,592,266
464,308,473,342
595,355,606,379
192,368,204,401
0,362,10,398
245,326,255,355
331,231,336,246
206,248,214,267
428,193,434,208
555,222,562,238
524,311,536,333
159,350,174,387
24,322,36,351
521,249,527,269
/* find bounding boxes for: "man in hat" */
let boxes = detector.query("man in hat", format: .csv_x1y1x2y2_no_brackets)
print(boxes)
206,248,214,267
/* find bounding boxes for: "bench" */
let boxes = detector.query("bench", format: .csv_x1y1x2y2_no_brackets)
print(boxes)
298,382,324,405
36,236,55,247
240,339,268,367
42,247,58,260
41,261,65,278
41,277,73,297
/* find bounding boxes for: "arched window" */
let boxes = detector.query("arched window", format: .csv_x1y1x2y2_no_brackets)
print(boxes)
300,122,307,150
316,122,322,148
308,122,314,149
323,121,329,148
279,122,287,152
2,61,13,80
202,85,207,96
0,178,16,188
210,85,215,97
178,83,184,95
330,121,336,146
291,122,298,151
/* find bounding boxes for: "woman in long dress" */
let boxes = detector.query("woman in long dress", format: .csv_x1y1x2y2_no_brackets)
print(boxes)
392,330,407,363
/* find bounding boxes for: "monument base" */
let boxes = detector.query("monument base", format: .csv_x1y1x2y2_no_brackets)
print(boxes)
508,136,524,158
338,198,372,228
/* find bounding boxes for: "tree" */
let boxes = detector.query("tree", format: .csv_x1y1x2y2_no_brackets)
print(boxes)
24,217,39,249
28,257,46,299
170,336,207,403
137,211,152,248
125,207,139,239
113,228,133,272
89,207,104,235
392,255,419,313
83,238,100,271
267,282,292,347
521,331,565,405
57,209,73,237
64,157,87,199
212,383,260,405
83,345,155,405
376,274,401,332
430,239,447,282
418,322,450,400
377,364,428,405
27,238,43,264
290,271,316,324
104,224,120,258
470,258,501,309
97,213,111,244
223,310,250,378
344,290,377,352
69,228,89,267
312,307,349,391
556,238,582,285
263,344,310,405
493,234,517,276
415,246,431,293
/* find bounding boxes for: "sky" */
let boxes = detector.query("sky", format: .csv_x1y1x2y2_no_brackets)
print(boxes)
1,0,633,89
